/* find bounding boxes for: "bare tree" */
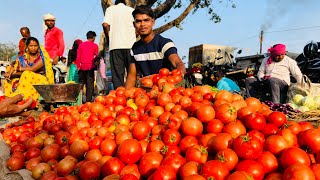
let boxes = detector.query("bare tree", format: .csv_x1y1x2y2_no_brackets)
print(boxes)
0,43,17,62
101,0,236,34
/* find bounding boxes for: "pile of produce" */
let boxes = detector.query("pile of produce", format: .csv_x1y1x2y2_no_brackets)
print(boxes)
288,94,320,112
1,68,320,180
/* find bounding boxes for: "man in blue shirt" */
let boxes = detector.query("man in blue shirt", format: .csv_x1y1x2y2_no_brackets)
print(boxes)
214,71,240,92
125,5,186,89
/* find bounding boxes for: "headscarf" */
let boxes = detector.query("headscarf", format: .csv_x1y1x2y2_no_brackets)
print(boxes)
43,13,56,34
267,44,286,64
73,39,83,49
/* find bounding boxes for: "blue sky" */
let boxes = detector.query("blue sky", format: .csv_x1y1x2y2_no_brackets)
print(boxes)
1,0,320,64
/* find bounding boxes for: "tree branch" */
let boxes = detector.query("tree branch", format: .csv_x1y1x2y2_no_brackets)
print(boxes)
147,0,157,7
154,0,200,34
153,0,176,19
101,0,113,14
136,0,147,6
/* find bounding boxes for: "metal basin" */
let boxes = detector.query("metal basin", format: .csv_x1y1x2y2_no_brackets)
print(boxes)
33,83,82,103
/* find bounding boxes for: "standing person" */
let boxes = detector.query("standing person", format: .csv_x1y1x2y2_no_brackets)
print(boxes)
75,31,98,102
245,44,303,104
18,27,31,57
43,13,65,65
125,5,186,89
66,39,82,82
102,0,136,89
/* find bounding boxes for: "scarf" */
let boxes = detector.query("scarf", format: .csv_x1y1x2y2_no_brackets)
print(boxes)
267,44,286,65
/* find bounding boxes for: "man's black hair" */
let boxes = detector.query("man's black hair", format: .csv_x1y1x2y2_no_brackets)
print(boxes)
132,5,154,19
214,70,225,78
115,0,125,5
86,31,96,39
20,27,30,33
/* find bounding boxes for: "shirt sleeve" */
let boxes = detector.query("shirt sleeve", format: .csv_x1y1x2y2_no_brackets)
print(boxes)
57,29,65,57
129,49,135,64
257,58,267,81
103,7,112,24
288,57,303,83
161,40,178,58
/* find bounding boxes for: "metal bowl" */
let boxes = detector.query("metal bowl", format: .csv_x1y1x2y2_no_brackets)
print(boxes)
33,83,82,103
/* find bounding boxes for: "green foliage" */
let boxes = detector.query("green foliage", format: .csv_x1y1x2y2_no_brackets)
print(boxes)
0,43,17,61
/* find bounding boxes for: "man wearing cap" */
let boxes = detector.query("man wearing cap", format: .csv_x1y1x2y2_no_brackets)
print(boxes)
245,44,303,104
43,13,65,65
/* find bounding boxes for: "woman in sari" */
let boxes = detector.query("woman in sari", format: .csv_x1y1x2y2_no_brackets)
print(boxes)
4,37,54,101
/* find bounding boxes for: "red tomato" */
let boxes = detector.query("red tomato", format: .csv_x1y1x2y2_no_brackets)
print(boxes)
256,151,278,174
244,113,266,130
162,129,181,146
236,160,265,180
161,154,186,173
179,161,200,178
181,117,203,137
185,145,208,164
200,160,230,180
149,165,176,180
117,139,142,164
141,77,153,87
203,93,214,101
206,119,224,134
208,133,233,153
171,69,182,76
152,74,161,84
179,136,199,154
159,68,170,77
215,148,239,171
139,152,163,177
299,129,320,153
280,147,311,169
264,135,289,155
222,120,246,139
283,164,316,180
101,157,125,177
228,171,254,180
196,105,215,123
232,134,263,160
131,121,151,141
214,103,237,124
267,111,287,127
260,123,279,137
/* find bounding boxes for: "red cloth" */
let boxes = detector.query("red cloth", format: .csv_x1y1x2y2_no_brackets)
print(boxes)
267,44,286,64
44,27,65,59
75,41,98,70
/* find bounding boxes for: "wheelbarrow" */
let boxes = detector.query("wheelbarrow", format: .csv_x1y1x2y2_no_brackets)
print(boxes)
33,83,83,112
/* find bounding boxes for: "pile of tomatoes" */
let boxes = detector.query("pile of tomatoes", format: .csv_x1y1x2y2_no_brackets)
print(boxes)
1,69,320,180
140,68,183,88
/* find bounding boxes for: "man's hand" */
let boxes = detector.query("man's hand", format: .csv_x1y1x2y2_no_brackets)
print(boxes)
52,56,59,65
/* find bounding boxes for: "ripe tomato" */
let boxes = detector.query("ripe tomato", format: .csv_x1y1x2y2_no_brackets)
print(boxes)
117,139,142,164
260,123,279,137
299,129,320,153
179,161,200,178
185,145,208,164
215,103,237,124
196,105,215,123
236,160,265,180
222,120,246,139
161,154,186,173
200,160,230,180
131,121,151,141
244,113,266,130
141,77,153,87
232,134,263,160
227,171,254,180
139,152,163,177
120,164,141,180
159,68,170,77
264,135,289,155
256,151,278,174
79,161,101,180
280,147,311,169
208,133,233,153
149,165,177,180
206,119,224,134
283,164,316,180
181,117,203,137
267,111,287,127
101,157,125,177
179,136,199,154
215,148,239,171
162,129,181,146
171,69,182,76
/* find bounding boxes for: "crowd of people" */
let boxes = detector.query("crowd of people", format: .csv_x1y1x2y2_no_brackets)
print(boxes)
0,0,303,117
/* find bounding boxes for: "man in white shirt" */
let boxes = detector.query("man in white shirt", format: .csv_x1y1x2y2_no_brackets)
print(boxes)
102,0,136,89
245,44,303,104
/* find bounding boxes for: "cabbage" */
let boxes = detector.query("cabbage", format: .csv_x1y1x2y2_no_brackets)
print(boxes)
297,106,310,112
314,96,320,109
292,94,304,105
301,96,316,110
287,102,299,110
